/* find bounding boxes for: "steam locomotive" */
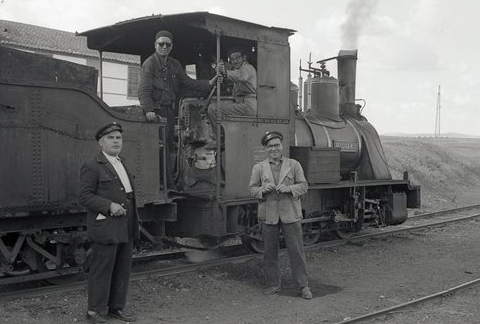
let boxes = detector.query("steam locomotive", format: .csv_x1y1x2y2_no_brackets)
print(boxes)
0,12,420,282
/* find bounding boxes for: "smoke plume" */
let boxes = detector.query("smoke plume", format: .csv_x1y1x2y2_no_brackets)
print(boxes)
341,0,379,49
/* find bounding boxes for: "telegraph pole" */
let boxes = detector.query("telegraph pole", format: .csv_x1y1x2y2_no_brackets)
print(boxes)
298,59,303,111
434,85,441,141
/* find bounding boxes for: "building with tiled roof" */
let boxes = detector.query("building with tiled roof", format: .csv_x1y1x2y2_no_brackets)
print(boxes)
0,19,140,106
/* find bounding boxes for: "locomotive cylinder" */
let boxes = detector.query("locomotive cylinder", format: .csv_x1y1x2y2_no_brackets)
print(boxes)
337,49,358,117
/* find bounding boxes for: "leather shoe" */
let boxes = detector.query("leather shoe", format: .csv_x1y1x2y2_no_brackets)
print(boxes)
108,308,136,322
263,285,281,295
299,286,313,299
86,311,108,324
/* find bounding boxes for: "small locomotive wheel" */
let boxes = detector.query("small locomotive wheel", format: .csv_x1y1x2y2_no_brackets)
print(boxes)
332,226,353,239
302,222,320,245
241,236,265,254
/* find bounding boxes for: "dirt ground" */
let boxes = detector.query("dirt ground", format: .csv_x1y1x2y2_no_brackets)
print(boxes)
2,138,480,324
3,213,480,324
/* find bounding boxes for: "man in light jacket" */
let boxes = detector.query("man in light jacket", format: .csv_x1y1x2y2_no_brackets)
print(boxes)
249,131,313,299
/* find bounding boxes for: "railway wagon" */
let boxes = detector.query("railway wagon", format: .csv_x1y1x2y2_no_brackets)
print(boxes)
0,12,420,282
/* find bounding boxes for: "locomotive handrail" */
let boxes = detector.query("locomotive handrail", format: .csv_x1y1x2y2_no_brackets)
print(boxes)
160,119,168,201
215,34,222,201
307,179,416,189
199,85,217,116
217,115,289,123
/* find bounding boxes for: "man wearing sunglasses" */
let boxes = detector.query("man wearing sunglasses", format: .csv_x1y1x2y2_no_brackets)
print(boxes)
138,30,217,121
138,30,218,186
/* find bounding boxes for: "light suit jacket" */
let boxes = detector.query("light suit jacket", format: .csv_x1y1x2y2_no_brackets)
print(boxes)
249,157,308,224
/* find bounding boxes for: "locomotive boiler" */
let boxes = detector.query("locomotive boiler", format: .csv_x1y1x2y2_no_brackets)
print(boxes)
295,50,391,181
0,12,420,282
285,49,421,244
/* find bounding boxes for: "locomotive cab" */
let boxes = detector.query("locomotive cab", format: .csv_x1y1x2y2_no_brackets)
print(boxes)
80,12,420,247
80,13,296,242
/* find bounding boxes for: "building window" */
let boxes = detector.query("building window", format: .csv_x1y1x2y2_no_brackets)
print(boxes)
128,65,140,98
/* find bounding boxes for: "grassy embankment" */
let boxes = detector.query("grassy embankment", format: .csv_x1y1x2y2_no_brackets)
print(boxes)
381,137,480,209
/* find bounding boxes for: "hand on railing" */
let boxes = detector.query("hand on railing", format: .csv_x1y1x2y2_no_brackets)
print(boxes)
145,112,167,124
154,116,167,124
145,111,157,121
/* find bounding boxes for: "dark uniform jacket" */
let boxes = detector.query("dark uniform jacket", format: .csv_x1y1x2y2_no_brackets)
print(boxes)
137,53,211,113
78,152,140,244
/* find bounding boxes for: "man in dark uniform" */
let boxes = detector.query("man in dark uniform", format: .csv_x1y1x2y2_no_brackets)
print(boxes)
138,30,218,121
138,30,218,187
79,122,139,323
249,131,313,300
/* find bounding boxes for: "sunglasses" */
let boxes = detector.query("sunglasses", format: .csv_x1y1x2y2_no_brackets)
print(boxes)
156,42,172,48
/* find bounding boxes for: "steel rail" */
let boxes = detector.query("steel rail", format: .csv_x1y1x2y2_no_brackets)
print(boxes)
407,203,480,221
327,212,480,248
2,208,480,300
0,254,260,301
332,277,480,324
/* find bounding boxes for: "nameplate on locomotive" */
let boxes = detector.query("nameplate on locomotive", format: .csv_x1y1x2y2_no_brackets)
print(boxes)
332,140,358,152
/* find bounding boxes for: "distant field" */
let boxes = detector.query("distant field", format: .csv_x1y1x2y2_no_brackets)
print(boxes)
433,138,480,160
381,137,480,209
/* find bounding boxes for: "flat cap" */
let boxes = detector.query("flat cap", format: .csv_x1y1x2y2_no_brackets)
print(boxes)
155,30,173,41
95,122,123,141
228,46,246,56
261,131,283,146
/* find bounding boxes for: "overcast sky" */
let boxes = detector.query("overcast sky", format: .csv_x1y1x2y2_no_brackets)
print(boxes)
1,0,479,136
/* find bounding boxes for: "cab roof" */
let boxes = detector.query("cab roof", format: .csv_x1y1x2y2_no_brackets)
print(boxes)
79,12,295,59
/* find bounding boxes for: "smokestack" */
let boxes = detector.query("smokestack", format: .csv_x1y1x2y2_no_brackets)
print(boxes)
337,49,358,117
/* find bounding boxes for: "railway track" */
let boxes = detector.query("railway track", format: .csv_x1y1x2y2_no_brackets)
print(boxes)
342,203,480,245
328,203,480,323
333,276,480,324
1,204,480,301
407,203,480,221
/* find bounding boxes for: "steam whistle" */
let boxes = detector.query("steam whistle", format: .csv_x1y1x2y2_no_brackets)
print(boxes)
299,53,332,78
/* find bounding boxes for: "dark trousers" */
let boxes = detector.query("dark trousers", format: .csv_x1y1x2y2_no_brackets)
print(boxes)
263,221,308,290
88,240,133,314
155,106,175,188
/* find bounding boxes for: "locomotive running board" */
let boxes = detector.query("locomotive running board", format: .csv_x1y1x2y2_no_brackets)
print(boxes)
0,266,83,286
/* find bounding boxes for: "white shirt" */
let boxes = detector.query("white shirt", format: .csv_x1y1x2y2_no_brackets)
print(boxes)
102,152,133,193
